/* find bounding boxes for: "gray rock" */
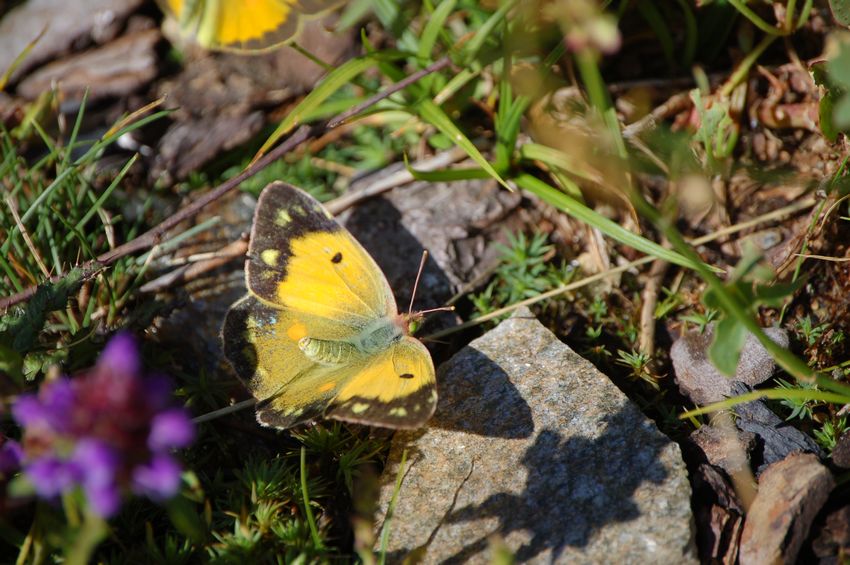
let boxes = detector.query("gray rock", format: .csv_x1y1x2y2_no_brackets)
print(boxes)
17,28,161,104
739,453,834,565
0,0,143,84
730,382,823,472
343,172,522,312
377,309,696,564
671,324,789,405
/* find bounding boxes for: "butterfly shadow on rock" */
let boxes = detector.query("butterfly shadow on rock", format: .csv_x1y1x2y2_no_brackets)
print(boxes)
430,348,534,440
440,403,672,563
343,196,458,349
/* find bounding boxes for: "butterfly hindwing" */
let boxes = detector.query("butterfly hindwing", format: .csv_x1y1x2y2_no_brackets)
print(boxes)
223,295,351,428
326,337,437,428
161,0,344,52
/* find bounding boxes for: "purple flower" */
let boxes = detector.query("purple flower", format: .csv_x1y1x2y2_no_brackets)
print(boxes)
132,453,182,501
10,395,44,428
148,409,195,451
0,439,22,475
85,482,122,517
12,378,74,433
73,440,119,488
98,331,140,377
26,457,81,498
12,332,195,518
73,440,122,518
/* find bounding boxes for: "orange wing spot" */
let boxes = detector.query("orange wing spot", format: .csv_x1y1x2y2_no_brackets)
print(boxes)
318,382,336,393
286,322,308,341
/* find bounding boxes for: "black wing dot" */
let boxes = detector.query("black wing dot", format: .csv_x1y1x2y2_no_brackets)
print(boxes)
331,252,343,263
399,373,414,379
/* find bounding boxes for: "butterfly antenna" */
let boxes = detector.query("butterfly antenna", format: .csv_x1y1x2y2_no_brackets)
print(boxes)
418,305,456,316
408,250,429,316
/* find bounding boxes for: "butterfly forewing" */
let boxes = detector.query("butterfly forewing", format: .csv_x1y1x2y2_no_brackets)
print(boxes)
246,182,395,325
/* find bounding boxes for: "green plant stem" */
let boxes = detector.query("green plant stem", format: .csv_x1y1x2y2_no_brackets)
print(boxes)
574,49,612,114
727,0,782,35
786,0,798,33
682,387,850,418
796,0,814,30
65,513,108,565
629,191,850,400
720,34,777,97
300,447,323,550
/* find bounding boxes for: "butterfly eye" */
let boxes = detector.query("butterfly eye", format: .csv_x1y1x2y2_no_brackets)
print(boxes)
399,373,414,379
331,252,343,264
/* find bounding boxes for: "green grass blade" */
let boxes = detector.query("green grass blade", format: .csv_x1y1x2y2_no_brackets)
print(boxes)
514,174,710,271
461,0,517,63
418,0,456,61
300,446,323,550
62,89,89,169
378,449,407,565
69,154,138,242
636,0,675,71
257,56,379,158
404,156,490,181
519,143,602,184
414,99,511,189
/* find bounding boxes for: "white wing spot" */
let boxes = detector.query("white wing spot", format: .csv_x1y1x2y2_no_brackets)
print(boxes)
275,209,292,226
260,249,280,266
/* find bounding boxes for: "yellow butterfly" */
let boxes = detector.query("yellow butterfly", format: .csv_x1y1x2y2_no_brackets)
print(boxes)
222,182,438,429
159,0,344,52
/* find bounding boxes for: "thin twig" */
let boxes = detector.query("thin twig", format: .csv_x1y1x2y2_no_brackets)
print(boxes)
5,195,50,279
327,56,452,128
139,238,249,294
638,256,669,358
1,57,454,311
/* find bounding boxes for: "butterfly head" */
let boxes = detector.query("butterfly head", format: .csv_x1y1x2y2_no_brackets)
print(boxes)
398,311,424,336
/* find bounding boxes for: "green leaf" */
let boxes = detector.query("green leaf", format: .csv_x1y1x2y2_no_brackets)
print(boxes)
753,279,805,308
166,495,207,545
834,92,850,130
830,0,850,26
819,89,840,142
827,40,850,89
257,56,380,158
418,0,456,60
414,99,511,189
709,317,749,377
514,174,713,272
0,266,94,353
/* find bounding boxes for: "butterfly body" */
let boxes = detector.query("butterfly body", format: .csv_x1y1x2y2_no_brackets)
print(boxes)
299,316,406,365
222,182,437,429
